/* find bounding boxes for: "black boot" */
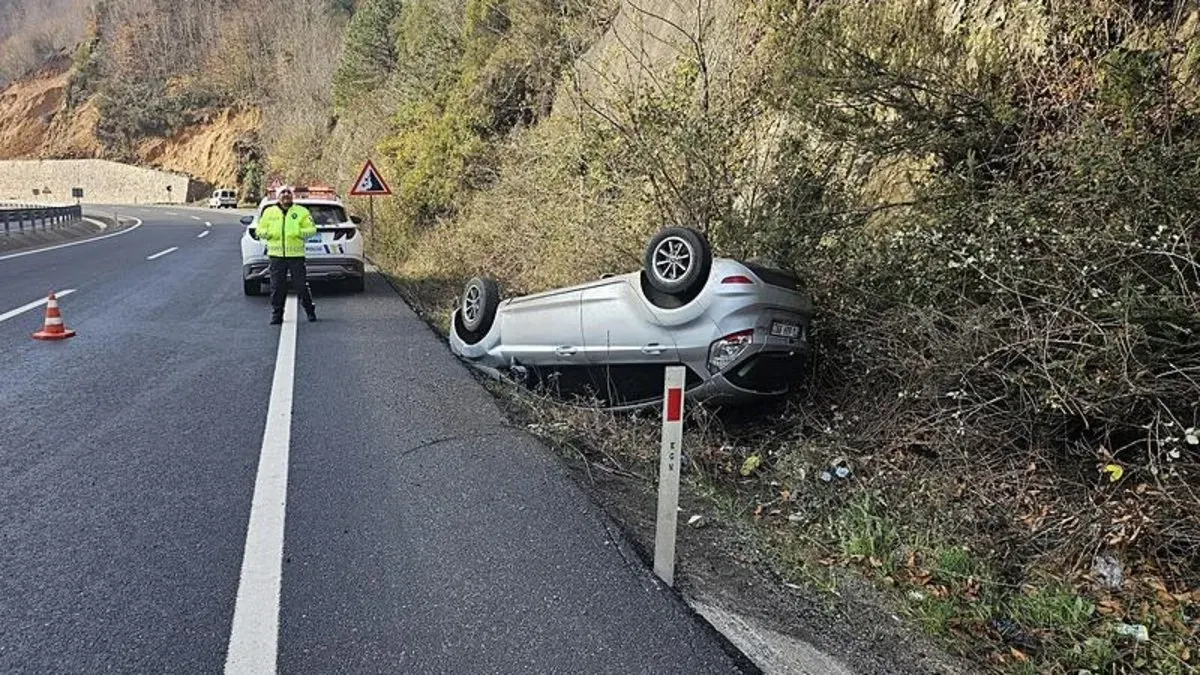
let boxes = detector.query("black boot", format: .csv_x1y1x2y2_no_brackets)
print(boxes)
305,305,316,322
270,312,283,325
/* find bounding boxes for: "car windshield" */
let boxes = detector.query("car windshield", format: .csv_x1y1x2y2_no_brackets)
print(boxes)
259,203,347,225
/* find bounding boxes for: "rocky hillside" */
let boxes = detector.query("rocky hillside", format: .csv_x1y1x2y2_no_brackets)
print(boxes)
0,59,260,188
0,0,346,196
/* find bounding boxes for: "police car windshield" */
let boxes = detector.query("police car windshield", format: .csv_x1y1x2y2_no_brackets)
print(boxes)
264,202,347,225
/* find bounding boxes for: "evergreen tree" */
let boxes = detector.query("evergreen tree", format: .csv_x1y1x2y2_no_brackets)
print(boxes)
332,0,403,111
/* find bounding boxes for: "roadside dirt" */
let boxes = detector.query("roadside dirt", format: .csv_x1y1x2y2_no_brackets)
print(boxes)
526,427,983,675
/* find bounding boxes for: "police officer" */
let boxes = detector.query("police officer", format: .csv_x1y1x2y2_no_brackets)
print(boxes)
258,185,317,324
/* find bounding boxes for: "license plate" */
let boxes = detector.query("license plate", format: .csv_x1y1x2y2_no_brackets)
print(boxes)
770,321,801,339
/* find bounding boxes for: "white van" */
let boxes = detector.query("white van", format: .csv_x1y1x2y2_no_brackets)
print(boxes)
208,188,238,208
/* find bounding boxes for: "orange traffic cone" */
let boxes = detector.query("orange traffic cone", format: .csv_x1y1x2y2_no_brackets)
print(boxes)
32,292,76,341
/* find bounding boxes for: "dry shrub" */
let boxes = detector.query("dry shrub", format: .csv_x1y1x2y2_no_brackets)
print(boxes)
756,0,1200,585
393,108,657,297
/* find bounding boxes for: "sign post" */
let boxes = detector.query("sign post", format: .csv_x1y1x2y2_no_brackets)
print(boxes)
349,159,392,262
654,366,686,586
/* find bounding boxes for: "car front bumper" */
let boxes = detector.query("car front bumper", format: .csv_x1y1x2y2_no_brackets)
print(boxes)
244,258,365,283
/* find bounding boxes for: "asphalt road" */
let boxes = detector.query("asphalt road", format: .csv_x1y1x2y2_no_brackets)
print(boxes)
0,206,749,673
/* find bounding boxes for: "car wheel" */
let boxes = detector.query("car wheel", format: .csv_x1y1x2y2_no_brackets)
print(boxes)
243,279,261,296
643,226,712,298
455,277,500,344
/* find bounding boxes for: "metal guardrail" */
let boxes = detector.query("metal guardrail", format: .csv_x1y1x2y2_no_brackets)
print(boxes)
0,204,84,235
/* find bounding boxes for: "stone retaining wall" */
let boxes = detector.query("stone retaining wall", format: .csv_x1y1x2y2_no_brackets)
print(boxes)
0,159,207,205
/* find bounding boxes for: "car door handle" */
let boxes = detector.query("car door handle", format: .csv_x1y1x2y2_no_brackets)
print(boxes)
556,346,578,356
641,343,665,355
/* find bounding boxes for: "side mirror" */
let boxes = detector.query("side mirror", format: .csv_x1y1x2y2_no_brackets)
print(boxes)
240,216,253,226
350,215,363,225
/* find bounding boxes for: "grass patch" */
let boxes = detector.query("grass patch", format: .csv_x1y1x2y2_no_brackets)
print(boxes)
1005,583,1096,636
833,491,901,575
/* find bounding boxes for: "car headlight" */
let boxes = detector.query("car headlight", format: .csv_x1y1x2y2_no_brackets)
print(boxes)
708,329,754,373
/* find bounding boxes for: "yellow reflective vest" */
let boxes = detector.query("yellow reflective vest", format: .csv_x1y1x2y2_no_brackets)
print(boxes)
258,204,317,258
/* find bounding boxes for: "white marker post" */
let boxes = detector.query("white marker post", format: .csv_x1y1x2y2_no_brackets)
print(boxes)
654,366,686,586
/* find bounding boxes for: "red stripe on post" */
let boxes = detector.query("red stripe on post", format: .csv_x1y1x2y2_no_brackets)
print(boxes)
666,388,682,422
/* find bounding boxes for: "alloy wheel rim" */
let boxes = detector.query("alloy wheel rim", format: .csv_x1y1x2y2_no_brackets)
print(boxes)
463,285,482,325
652,236,694,283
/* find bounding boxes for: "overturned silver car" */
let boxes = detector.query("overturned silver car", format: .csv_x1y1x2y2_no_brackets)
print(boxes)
448,227,814,410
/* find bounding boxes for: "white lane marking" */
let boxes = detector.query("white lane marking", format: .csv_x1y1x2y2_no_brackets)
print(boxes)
191,216,203,221
0,218,143,262
146,247,179,261
198,231,210,239
82,217,108,231
224,295,297,675
205,222,213,228
0,289,78,324
166,211,179,216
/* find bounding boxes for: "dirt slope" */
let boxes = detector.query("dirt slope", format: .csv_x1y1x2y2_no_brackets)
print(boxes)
135,107,261,188
0,64,260,187
0,64,101,158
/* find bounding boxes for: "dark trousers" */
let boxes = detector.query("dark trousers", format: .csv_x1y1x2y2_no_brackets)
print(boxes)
269,257,315,315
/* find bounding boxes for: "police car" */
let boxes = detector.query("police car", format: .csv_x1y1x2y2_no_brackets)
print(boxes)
240,184,366,295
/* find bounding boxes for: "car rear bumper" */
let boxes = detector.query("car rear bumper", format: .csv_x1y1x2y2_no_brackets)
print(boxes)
244,258,365,282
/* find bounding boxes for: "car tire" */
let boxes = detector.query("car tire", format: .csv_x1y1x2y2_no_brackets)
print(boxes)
243,279,262,296
455,276,500,344
643,226,712,298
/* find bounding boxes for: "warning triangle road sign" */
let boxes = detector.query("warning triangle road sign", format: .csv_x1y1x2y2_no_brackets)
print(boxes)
350,160,392,196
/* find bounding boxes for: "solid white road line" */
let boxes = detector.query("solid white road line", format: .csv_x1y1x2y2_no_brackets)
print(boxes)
0,289,78,324
198,231,211,239
224,295,297,675
0,218,143,262
146,247,179,261
191,216,202,221
205,222,213,228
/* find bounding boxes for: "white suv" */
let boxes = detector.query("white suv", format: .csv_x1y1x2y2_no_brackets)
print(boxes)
239,191,366,295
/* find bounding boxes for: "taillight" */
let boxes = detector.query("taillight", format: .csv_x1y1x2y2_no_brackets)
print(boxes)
708,329,754,373
721,275,754,284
